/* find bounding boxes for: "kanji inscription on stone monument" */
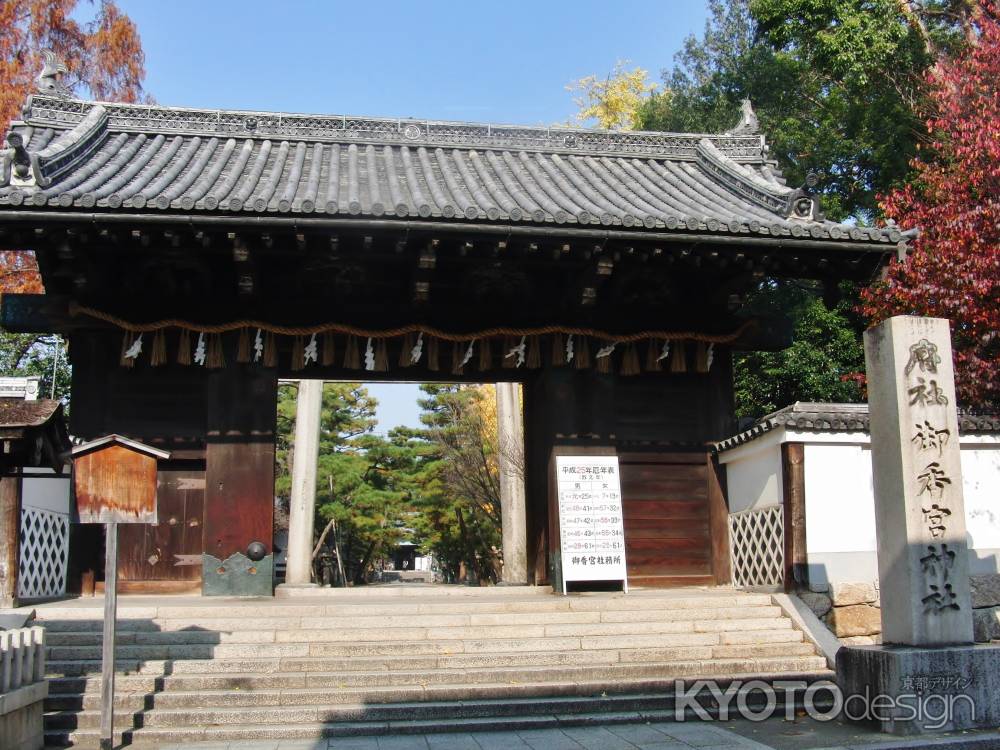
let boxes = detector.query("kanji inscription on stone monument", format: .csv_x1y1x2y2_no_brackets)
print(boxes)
864,316,973,646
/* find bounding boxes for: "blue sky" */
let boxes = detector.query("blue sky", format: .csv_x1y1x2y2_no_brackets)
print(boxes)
118,0,711,429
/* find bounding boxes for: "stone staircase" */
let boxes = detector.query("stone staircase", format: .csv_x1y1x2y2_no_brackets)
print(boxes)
33,587,830,747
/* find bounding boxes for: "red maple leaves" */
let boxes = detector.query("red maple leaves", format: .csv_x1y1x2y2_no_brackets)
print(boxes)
0,0,146,137
863,1,1000,410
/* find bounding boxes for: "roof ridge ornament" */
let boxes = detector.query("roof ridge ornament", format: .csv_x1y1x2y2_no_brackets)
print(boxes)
785,172,825,222
35,51,71,99
726,100,759,135
4,132,32,182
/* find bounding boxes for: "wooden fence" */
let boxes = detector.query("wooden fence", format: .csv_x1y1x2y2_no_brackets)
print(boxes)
728,505,785,588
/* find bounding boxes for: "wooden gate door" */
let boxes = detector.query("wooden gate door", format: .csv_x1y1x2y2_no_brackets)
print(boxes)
117,466,205,593
618,451,714,587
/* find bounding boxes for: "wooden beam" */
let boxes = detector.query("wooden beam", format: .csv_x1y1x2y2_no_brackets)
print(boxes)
0,475,22,608
578,250,614,307
412,239,437,304
0,294,74,333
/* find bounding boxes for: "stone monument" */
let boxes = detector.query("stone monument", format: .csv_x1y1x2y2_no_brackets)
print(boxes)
838,316,1000,733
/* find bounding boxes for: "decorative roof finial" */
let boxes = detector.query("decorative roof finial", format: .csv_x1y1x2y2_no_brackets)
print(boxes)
726,100,759,135
785,171,825,222
35,50,71,98
4,132,32,180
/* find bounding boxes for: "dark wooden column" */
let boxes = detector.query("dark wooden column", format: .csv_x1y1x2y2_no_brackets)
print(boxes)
203,368,278,596
0,475,22,608
707,454,732,585
781,442,807,591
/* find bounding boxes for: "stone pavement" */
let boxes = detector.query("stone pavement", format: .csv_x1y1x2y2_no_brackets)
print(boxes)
145,718,1000,750
152,722,775,750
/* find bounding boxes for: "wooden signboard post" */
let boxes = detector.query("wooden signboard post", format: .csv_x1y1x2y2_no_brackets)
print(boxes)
72,435,169,750
555,454,628,594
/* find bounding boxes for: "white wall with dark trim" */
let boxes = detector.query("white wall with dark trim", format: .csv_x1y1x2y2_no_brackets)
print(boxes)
719,427,1000,584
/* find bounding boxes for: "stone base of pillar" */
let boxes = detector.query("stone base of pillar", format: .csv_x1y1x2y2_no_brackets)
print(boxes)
495,580,529,587
275,582,319,591
837,643,1000,734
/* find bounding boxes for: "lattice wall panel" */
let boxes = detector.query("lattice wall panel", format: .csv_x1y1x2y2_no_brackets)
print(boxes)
729,505,784,588
19,508,70,599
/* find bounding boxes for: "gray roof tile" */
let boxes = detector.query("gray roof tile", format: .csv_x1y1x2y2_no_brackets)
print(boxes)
716,402,1000,451
0,94,903,244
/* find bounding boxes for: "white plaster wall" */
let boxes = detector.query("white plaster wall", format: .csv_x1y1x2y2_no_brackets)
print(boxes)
718,432,784,513
720,431,1000,584
963,443,1000,549
725,450,783,513
803,442,876,555
20,467,71,515
797,435,1000,583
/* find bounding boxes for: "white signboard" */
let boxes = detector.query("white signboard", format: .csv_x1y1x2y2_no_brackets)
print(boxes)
0,376,40,400
556,455,628,594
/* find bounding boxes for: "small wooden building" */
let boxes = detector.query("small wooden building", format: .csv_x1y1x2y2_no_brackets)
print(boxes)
0,397,71,607
0,70,898,595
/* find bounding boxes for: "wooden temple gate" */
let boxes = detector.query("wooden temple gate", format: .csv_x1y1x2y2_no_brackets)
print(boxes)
0,70,894,595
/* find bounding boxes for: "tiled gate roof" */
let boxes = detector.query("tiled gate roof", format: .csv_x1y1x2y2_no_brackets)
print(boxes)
0,94,902,246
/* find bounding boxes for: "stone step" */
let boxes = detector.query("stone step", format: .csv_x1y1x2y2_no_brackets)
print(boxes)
44,666,830,730
31,592,776,628
46,646,824,707
43,614,792,659
44,628,804,675
43,628,807,677
273,584,559,598
47,702,811,750
46,640,818,697
34,590,825,747
41,604,786,644
37,709,720,749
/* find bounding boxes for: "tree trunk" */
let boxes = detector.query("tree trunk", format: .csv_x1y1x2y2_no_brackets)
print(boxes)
456,506,480,583
355,540,377,585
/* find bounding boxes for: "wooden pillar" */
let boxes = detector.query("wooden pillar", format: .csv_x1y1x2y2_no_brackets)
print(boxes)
0,475,22,608
98,521,118,750
707,454,732,585
284,379,322,587
202,368,277,596
496,382,527,585
780,442,807,591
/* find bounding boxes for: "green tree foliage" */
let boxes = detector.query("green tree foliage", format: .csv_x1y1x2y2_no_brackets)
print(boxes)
0,332,70,402
274,381,503,586
632,0,972,417
639,0,973,222
734,282,865,417
409,384,502,584
275,382,414,584
862,1,1000,409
